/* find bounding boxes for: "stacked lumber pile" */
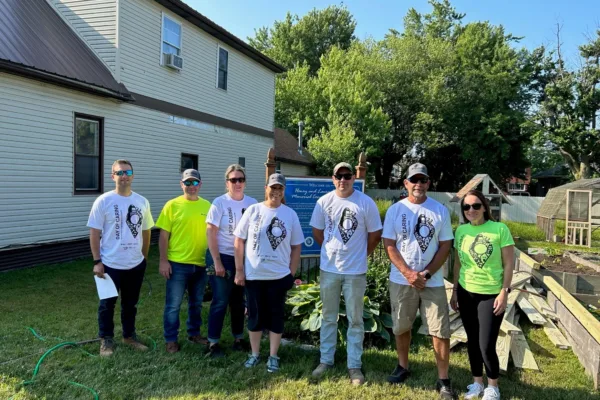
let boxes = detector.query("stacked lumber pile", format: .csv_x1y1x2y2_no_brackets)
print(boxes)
418,271,572,373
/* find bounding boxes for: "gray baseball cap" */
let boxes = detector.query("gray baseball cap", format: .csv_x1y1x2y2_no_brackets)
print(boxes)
181,169,201,181
407,163,428,179
267,173,286,187
333,162,353,175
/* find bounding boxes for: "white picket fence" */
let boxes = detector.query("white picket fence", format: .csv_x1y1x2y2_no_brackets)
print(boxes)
367,190,544,224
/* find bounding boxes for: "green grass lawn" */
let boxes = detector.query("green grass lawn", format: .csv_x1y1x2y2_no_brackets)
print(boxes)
0,248,598,399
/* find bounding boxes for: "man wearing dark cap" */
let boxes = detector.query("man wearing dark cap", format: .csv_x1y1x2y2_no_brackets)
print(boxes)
382,163,455,399
156,169,211,353
310,162,382,385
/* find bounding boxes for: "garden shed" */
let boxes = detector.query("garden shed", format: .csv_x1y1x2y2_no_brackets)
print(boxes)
536,179,600,246
450,174,511,221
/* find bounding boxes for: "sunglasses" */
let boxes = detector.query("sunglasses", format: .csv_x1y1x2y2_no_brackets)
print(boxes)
407,177,428,184
462,203,483,211
183,180,200,187
334,173,354,181
227,177,246,184
113,170,133,176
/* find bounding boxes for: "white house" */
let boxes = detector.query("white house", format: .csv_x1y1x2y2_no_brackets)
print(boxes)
0,0,285,270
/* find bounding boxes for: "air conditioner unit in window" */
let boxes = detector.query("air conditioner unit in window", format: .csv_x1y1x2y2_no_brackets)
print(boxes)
164,53,183,70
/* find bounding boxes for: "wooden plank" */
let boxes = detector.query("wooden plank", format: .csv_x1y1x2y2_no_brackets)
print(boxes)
500,291,521,334
500,317,522,336
451,325,468,342
523,283,558,320
450,337,462,349
542,275,600,345
496,331,513,373
511,271,533,288
510,314,540,370
543,317,571,350
450,317,463,333
515,248,541,270
516,295,547,325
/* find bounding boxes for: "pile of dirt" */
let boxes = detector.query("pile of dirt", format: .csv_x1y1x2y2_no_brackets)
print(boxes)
530,254,600,276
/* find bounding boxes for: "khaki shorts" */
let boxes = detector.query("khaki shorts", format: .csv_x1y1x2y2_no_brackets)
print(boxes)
389,282,450,339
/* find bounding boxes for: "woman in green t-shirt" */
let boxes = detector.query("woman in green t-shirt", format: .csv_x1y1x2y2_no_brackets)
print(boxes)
450,190,514,400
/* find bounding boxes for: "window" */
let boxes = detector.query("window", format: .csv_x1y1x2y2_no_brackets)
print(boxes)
181,153,198,172
74,114,103,194
238,157,245,167
276,161,281,173
162,14,181,62
217,47,228,90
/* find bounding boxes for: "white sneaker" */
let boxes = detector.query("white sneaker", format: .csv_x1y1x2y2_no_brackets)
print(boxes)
482,386,500,400
465,382,484,399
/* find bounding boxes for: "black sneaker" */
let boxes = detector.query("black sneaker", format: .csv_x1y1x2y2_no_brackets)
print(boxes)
387,364,410,384
436,379,457,400
232,339,249,352
208,343,225,358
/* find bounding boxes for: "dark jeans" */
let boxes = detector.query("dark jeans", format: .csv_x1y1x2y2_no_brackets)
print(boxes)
207,253,245,343
163,261,208,343
98,259,146,338
245,274,295,334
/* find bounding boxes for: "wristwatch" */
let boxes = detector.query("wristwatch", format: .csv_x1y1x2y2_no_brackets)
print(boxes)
503,287,512,294
424,271,432,280
93,259,102,266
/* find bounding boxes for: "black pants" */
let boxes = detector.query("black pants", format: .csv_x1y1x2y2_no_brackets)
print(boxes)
98,259,146,338
457,284,504,379
245,274,294,334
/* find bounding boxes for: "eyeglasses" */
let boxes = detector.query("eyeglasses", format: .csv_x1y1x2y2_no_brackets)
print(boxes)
183,180,200,187
334,173,354,181
227,177,246,184
462,203,483,211
407,177,428,184
113,170,133,176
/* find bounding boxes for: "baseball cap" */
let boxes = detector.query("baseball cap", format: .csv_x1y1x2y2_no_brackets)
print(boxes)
407,163,428,179
333,162,353,175
181,169,201,181
267,173,286,187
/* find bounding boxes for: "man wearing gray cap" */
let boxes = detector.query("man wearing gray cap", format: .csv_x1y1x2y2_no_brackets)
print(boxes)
156,169,211,353
382,163,455,399
310,162,382,385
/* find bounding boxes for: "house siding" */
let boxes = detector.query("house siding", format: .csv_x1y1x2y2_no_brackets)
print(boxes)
0,73,272,248
279,163,311,177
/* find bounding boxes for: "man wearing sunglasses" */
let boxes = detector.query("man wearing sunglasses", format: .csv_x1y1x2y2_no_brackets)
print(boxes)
155,169,211,353
382,163,455,399
87,159,155,357
310,162,382,385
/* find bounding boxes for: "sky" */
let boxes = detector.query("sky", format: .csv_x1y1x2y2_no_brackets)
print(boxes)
187,0,600,64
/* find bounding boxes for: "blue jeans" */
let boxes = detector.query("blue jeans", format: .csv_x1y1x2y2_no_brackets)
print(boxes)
319,270,367,369
163,262,208,343
207,253,245,343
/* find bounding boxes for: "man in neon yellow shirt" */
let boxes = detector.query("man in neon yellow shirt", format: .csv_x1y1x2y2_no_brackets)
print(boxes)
157,169,211,353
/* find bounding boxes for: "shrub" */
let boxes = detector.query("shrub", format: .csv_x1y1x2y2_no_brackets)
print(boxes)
503,221,545,241
374,198,393,223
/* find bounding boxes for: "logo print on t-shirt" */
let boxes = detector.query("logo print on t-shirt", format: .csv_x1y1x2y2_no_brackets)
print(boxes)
241,208,246,215
469,234,493,268
414,214,435,253
338,208,358,244
266,217,287,250
126,205,143,238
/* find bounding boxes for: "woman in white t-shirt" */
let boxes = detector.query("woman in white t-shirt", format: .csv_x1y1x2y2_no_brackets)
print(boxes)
206,164,257,357
233,173,304,373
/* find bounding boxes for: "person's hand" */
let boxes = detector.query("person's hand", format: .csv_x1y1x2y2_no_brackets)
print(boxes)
215,261,226,278
493,290,508,316
404,270,426,289
159,260,172,279
93,262,105,278
450,290,459,312
234,271,246,286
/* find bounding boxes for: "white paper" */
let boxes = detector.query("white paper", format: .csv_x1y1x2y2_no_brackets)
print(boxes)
94,274,119,300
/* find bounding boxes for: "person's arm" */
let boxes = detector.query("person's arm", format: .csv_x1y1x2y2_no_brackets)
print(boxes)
450,249,461,311
312,227,324,246
384,238,426,289
207,223,225,277
142,230,151,259
420,240,452,277
367,229,382,256
493,245,515,315
234,236,246,286
290,244,301,276
158,229,171,279
90,228,104,278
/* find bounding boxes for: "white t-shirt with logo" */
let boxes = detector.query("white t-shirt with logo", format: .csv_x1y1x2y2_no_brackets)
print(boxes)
234,203,305,280
382,197,453,287
87,191,155,270
310,190,383,275
206,194,257,256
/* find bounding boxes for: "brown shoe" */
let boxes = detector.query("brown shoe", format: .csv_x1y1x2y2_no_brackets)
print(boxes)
123,335,149,352
100,337,115,357
349,368,365,385
188,335,209,345
166,341,180,353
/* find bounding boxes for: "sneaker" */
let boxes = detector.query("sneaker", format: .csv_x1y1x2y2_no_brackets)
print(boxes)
188,335,209,345
436,379,457,400
266,356,280,373
232,339,249,352
387,364,410,384
482,386,500,400
123,335,148,352
465,382,485,399
311,363,334,379
99,337,115,357
348,368,365,386
244,354,260,368
166,342,180,353
208,343,225,358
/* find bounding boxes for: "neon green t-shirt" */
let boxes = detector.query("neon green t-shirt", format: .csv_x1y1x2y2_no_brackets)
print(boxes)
455,220,515,294
156,195,211,265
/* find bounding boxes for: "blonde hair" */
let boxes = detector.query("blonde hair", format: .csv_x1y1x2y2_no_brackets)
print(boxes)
224,164,246,180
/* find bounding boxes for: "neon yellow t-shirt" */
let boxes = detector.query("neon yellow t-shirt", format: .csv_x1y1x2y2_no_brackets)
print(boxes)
455,220,515,294
156,195,211,265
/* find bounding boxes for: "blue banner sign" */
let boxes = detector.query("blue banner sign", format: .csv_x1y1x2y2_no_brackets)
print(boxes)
284,177,365,256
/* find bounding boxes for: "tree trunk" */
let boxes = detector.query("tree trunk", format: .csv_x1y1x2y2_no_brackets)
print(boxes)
558,147,580,179
580,154,592,179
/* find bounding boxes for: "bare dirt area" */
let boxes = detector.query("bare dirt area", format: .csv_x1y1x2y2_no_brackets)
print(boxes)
531,254,600,276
